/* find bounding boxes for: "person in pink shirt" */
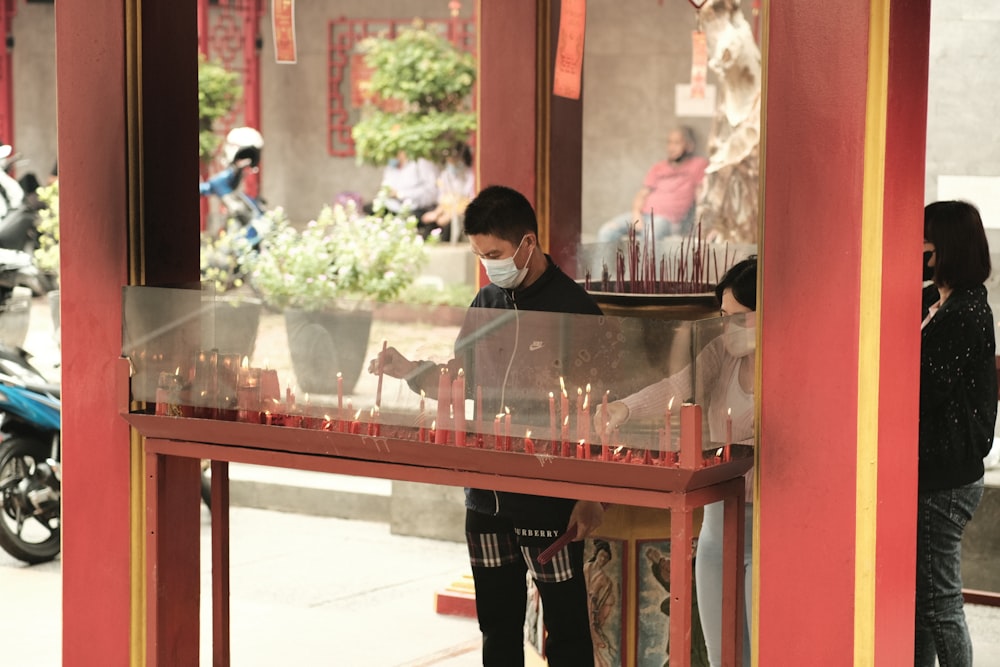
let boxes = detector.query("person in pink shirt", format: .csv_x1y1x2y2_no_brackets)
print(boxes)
597,127,709,244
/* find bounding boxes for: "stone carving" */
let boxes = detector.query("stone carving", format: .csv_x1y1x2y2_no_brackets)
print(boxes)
697,0,761,244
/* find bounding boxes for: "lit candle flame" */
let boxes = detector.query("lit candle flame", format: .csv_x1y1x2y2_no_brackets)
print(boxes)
559,376,566,393
668,396,675,410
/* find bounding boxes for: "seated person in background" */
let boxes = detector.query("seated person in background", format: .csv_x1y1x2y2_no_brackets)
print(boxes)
368,150,438,221
597,127,709,244
420,141,475,241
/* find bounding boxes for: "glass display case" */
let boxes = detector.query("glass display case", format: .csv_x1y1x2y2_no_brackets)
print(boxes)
120,285,753,494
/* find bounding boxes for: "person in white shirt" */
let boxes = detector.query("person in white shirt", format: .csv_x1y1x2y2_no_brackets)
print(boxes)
596,256,758,667
369,150,438,220
420,141,475,241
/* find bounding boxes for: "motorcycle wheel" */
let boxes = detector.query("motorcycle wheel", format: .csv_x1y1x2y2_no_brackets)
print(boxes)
0,436,60,564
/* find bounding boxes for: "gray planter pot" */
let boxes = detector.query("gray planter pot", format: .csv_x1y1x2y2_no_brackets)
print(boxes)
201,296,263,359
284,304,373,395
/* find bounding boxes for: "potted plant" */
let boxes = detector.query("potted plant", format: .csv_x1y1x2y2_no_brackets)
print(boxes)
351,20,476,166
34,182,61,342
200,215,277,359
246,202,429,394
198,55,242,166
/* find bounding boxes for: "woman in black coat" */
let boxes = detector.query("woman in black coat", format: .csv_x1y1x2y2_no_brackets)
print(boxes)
916,200,997,666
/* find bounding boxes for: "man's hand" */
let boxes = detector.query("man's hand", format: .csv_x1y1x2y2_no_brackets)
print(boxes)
593,401,629,435
568,500,606,541
367,346,416,380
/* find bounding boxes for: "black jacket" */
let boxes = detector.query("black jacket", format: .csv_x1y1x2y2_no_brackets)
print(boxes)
919,284,997,492
459,256,603,520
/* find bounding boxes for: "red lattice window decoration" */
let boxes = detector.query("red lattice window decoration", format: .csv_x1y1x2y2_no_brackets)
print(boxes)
328,16,476,158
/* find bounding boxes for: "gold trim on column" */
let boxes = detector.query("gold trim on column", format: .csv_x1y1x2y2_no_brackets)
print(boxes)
536,0,552,252
750,1,770,663
854,1,890,664
125,2,146,665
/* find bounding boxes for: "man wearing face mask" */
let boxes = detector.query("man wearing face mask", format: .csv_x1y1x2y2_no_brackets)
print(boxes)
595,256,758,667
371,185,605,666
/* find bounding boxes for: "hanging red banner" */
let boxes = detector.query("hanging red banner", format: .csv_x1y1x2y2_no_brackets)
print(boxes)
272,0,297,64
690,30,707,99
553,0,586,100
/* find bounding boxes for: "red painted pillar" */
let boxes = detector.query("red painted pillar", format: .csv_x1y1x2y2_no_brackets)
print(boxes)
477,0,583,278
56,0,131,661
0,0,16,147
477,0,537,209
241,0,264,200
757,1,929,663
57,0,201,663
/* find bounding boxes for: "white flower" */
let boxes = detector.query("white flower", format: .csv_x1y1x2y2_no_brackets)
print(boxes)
245,203,430,310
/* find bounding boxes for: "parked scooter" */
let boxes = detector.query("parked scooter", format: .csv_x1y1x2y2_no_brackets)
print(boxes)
0,345,61,564
200,126,267,240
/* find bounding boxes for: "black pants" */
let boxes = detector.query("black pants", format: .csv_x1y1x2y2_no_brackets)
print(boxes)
466,508,594,667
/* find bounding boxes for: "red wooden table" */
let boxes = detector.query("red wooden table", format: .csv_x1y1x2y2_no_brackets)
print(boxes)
123,372,750,667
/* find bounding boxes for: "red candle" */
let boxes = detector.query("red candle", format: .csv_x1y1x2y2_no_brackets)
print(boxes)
576,439,585,459
337,372,344,419
475,385,483,439
264,410,272,426
561,415,571,457
548,391,557,443
559,377,569,432
599,413,610,461
581,387,590,446
504,408,511,452
724,408,733,462
665,396,675,452
493,414,501,450
260,369,280,405
429,420,437,443
350,409,362,435
575,387,584,442
340,399,353,432
524,429,535,455
453,369,466,446
375,340,387,408
435,368,450,444
418,391,427,442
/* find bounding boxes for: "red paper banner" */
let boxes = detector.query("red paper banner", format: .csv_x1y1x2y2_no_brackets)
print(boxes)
272,0,297,64
553,0,586,100
690,30,707,99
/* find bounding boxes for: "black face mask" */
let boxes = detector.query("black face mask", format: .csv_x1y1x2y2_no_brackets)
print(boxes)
922,250,935,282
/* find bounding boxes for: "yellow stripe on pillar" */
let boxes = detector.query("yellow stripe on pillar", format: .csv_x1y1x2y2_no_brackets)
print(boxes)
855,1,891,664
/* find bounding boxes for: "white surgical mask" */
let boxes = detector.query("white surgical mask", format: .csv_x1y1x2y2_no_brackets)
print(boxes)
481,237,533,289
720,325,756,358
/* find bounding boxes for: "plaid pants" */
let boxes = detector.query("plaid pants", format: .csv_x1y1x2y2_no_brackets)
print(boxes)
466,508,594,667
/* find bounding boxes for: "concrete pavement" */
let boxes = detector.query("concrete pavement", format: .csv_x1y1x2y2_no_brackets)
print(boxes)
2,505,1000,665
